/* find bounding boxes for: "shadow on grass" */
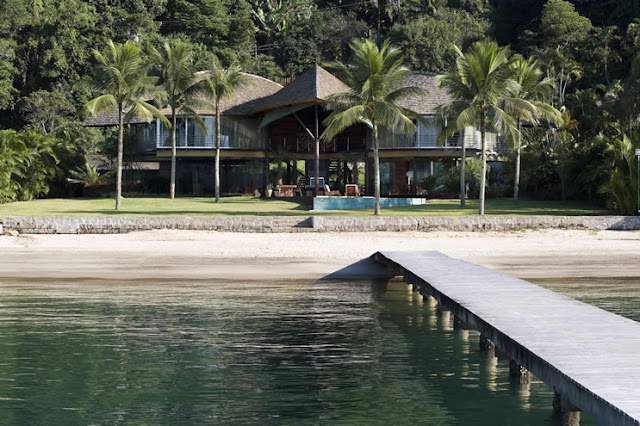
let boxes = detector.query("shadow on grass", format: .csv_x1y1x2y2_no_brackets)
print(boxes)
64,210,315,216
376,199,611,217
0,197,613,217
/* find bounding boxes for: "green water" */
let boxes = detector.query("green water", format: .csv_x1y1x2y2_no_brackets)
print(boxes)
0,278,626,425
531,277,640,322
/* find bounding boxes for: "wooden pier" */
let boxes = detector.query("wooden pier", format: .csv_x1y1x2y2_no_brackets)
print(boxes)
373,251,640,426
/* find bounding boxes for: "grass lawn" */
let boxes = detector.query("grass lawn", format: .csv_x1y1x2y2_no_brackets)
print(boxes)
0,196,612,218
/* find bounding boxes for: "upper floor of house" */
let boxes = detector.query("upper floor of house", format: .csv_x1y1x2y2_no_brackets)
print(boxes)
84,65,506,157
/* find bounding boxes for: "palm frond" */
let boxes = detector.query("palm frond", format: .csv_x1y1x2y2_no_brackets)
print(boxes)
323,105,367,140
85,94,117,116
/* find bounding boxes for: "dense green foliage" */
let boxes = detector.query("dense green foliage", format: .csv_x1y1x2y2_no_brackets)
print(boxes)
0,129,86,203
0,0,638,212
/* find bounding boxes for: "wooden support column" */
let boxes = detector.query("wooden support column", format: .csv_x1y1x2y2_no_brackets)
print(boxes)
453,316,468,331
509,360,532,384
479,334,496,357
263,133,270,191
553,390,581,426
314,104,320,196
364,133,371,195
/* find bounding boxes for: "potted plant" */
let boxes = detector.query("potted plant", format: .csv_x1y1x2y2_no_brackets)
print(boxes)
265,183,273,198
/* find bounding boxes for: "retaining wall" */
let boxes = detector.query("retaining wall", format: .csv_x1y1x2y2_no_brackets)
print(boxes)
2,216,312,234
3,215,640,234
310,215,640,232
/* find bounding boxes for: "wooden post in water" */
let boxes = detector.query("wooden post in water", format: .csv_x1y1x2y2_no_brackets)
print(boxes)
479,334,496,357
509,360,532,384
553,390,581,426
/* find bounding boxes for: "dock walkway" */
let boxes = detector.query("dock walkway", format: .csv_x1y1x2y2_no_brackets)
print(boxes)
373,251,640,426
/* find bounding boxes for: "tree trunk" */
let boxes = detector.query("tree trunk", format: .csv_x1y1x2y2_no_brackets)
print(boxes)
514,121,521,201
479,116,487,216
170,109,177,200
116,105,124,210
314,104,320,196
373,124,381,215
460,131,466,207
215,108,221,203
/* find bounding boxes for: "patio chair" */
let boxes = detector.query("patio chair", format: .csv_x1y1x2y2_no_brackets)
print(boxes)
323,184,341,196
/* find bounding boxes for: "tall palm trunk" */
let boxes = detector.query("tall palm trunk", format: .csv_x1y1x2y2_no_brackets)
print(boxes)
460,132,466,207
215,105,221,203
170,109,177,199
479,112,487,216
514,120,521,201
116,104,124,210
373,123,381,216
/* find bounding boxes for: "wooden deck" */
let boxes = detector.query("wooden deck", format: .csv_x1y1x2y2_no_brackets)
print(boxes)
373,251,640,426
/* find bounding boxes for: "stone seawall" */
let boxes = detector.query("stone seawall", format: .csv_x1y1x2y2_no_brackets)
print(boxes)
311,215,640,232
2,216,313,234
3,215,640,234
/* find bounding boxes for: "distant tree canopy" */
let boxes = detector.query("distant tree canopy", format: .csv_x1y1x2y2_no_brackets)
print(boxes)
389,9,489,72
1,0,640,210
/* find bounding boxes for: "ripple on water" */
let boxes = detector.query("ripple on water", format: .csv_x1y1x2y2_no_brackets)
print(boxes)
0,279,604,425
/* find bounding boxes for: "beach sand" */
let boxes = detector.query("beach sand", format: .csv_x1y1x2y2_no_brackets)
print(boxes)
1,229,639,281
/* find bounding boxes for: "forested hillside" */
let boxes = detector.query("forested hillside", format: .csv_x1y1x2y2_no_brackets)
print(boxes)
1,0,639,210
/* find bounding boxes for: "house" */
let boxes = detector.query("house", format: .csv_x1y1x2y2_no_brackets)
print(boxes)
83,65,503,196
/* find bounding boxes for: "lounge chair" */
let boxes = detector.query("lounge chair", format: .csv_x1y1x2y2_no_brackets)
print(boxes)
323,184,341,196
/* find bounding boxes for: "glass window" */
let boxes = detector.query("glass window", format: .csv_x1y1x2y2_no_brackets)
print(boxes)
157,118,186,148
378,126,415,148
221,117,261,149
156,116,262,150
416,117,440,148
134,122,156,153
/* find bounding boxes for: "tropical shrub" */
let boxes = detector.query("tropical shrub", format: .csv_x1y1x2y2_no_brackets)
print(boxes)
601,131,639,215
0,130,59,203
442,158,485,198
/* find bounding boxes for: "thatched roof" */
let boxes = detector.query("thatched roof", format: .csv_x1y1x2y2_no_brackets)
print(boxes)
397,72,452,116
82,73,282,127
250,64,350,113
82,69,453,127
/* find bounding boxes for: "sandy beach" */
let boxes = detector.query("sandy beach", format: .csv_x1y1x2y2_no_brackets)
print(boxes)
1,229,639,281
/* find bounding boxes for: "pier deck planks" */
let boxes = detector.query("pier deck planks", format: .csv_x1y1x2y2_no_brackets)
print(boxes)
374,251,640,426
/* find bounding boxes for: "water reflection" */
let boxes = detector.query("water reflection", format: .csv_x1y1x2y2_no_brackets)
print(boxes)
0,279,600,425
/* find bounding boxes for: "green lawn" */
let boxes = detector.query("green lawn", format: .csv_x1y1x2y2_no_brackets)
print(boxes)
0,196,612,218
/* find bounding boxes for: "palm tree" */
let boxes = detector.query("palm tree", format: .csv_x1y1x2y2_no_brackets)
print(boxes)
86,40,168,210
67,160,106,187
437,40,536,215
196,57,245,203
603,131,640,215
509,56,562,200
323,39,426,215
152,41,204,199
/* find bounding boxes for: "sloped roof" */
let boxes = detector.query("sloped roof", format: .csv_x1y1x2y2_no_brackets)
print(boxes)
82,69,454,127
397,72,452,115
250,64,350,113
82,73,283,127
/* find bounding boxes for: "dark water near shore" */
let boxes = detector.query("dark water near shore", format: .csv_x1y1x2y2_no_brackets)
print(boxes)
1,277,633,425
